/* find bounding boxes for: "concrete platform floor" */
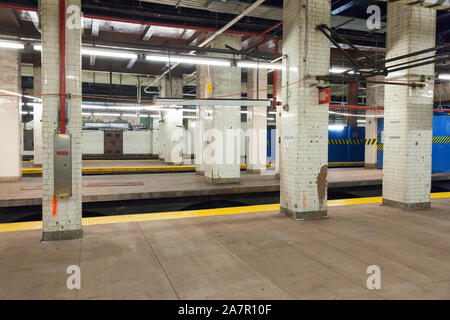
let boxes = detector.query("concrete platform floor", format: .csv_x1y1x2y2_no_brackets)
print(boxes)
1,169,450,207
0,198,449,299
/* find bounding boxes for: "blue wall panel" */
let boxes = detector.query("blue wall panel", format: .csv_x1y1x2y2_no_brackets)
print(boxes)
376,115,450,172
432,114,450,172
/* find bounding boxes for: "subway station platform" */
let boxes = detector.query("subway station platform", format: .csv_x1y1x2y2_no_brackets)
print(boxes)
0,196,449,299
2,168,450,208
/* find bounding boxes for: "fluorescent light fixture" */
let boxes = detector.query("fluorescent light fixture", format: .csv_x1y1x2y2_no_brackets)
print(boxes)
122,113,138,117
183,115,197,119
34,45,137,60
268,111,277,115
330,67,355,74
237,61,283,70
0,41,24,49
82,113,92,116
82,48,137,59
438,74,450,80
20,111,34,115
267,117,275,121
150,115,161,118
328,125,345,131
93,113,121,117
82,105,109,110
146,54,231,66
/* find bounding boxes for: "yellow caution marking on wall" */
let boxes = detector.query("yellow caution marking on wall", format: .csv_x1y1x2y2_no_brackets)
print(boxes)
365,139,378,145
328,139,364,145
433,136,450,144
1,192,449,233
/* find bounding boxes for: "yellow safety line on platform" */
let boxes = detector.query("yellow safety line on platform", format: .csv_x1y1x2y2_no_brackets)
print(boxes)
83,159,160,162
22,163,366,175
328,162,364,167
1,192,449,234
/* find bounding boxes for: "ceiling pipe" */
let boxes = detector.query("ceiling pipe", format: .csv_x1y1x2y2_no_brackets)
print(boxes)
143,0,267,93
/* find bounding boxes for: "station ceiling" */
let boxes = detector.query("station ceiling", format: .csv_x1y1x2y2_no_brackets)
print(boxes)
0,0,447,77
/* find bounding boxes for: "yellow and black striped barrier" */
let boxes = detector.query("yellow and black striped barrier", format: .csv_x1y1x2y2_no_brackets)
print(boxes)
377,137,450,151
433,136,450,144
365,139,378,145
328,139,364,145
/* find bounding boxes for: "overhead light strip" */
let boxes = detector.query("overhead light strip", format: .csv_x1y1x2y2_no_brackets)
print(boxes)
237,61,283,70
33,44,282,69
0,41,24,49
34,45,138,59
146,54,232,67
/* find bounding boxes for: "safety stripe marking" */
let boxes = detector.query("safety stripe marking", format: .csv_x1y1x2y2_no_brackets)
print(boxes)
1,192,449,233
22,164,270,174
328,139,364,145
365,139,378,145
433,136,450,144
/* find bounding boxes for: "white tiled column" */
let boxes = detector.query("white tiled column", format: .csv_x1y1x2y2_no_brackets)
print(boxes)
158,115,166,160
0,49,21,182
246,68,267,174
162,76,183,164
365,78,384,169
195,64,208,175
204,34,242,184
280,0,330,220
275,72,282,179
41,0,83,241
33,66,43,167
382,3,436,210
151,117,160,156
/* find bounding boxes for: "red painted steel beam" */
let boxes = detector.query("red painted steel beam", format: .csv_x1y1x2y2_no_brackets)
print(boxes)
59,0,67,134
